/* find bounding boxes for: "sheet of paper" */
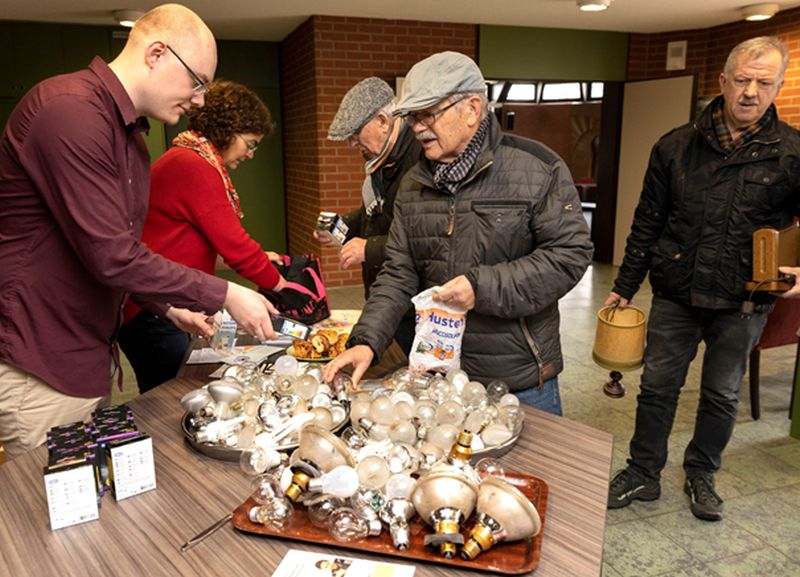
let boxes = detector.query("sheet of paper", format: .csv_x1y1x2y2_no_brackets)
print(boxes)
44,464,100,530
186,344,284,365
271,549,415,577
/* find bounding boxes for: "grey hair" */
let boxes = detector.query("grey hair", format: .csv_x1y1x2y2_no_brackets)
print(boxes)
453,91,489,121
724,36,789,80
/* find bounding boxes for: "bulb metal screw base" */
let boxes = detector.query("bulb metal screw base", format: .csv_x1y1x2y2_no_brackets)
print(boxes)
461,524,496,560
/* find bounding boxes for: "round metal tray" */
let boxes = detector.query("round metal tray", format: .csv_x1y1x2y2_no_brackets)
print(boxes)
181,410,350,463
470,421,523,461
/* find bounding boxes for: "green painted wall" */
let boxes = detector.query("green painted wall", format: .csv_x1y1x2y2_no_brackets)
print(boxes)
479,25,629,80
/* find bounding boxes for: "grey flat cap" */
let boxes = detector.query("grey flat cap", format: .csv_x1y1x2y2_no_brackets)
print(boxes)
327,77,394,141
394,52,486,116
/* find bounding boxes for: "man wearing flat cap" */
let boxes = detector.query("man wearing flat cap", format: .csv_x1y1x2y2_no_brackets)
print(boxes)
320,77,422,355
325,52,593,413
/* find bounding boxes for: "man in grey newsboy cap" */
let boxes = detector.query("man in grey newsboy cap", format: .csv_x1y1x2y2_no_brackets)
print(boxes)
317,77,422,355
325,51,593,415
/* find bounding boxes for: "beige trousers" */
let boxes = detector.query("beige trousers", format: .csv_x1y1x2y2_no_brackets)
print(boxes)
0,362,105,459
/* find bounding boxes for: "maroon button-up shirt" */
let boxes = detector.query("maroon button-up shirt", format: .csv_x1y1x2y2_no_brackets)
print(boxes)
0,57,227,397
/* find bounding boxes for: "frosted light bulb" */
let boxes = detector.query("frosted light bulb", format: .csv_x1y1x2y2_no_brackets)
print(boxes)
388,420,417,444
393,401,415,421
356,454,391,490
328,507,370,542
435,400,465,427
463,409,488,433
307,465,360,498
481,422,513,446
273,354,300,376
391,367,413,388
368,395,395,425
414,400,438,427
427,423,460,451
486,380,509,403
498,393,520,407
428,378,456,404
387,443,422,475
349,397,372,424
310,406,334,429
293,374,319,400
384,473,415,499
445,368,470,390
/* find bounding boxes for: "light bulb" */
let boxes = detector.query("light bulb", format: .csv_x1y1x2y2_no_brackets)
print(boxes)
273,354,299,376
384,473,415,499
328,507,370,542
310,406,334,429
349,396,372,424
356,454,391,490
474,457,506,479
249,497,294,531
414,400,438,427
306,465,360,498
390,367,413,388
463,408,488,433
306,495,346,528
332,372,352,394
498,393,520,407
427,423,460,451
388,420,417,444
293,373,319,400
436,400,465,427
368,394,395,425
240,446,281,476
388,443,422,475
339,426,368,450
276,376,295,395
486,380,509,403
445,368,470,390
250,473,283,504
499,404,523,434
428,378,456,404
380,497,416,550
481,422,513,446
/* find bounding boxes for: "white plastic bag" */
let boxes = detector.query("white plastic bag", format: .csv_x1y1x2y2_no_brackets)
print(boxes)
408,286,467,374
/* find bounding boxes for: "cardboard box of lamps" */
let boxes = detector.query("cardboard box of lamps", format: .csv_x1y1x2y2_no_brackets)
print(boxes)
43,404,156,530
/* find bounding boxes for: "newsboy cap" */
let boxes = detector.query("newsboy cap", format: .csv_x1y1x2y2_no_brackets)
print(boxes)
327,77,395,141
394,51,486,116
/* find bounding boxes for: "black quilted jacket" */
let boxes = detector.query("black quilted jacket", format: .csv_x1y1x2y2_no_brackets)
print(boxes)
613,96,800,309
349,115,593,391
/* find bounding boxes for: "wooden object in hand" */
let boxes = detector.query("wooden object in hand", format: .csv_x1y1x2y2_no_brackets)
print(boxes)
746,222,800,292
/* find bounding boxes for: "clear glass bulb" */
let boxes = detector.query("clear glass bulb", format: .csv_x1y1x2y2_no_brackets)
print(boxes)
349,396,372,424
332,373,352,394
414,400,438,428
499,404,523,434
486,379,510,403
253,497,294,530
328,507,369,542
474,457,506,479
428,379,456,405
339,426,368,451
273,354,299,376
463,408,488,433
384,473,415,499
435,400,465,427
276,376,295,395
310,465,360,498
250,473,283,504
240,446,270,476
306,495,346,528
445,368,470,390
293,373,320,400
356,454,391,490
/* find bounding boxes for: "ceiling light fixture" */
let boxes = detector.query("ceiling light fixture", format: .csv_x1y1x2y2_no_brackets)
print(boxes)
741,3,780,21
577,0,612,12
112,10,145,28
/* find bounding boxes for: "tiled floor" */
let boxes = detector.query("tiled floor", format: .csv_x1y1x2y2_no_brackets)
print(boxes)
115,263,800,576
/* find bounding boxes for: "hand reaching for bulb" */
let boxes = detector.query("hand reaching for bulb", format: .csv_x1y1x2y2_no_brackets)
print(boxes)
323,344,374,388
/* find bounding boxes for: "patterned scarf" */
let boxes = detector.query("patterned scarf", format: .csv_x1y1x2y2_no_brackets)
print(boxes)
172,130,243,218
712,98,773,154
433,117,490,195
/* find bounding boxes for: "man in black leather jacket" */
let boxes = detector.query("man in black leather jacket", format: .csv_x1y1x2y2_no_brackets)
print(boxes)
607,36,800,522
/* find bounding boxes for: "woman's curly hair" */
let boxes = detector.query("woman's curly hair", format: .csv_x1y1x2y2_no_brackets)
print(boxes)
186,79,273,151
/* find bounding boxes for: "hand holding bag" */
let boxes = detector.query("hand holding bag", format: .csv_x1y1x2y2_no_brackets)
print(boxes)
261,254,331,325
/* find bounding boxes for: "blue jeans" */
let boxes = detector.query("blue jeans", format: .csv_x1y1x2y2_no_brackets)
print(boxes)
117,312,191,394
514,377,562,415
628,295,769,480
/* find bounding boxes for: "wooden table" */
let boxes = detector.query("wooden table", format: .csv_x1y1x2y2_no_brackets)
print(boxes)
0,365,613,577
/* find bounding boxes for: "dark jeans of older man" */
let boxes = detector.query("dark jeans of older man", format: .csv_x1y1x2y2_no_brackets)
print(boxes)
626,295,769,481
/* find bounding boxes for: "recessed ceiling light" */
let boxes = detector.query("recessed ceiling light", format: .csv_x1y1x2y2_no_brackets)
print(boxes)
112,10,145,28
741,3,780,21
577,0,612,12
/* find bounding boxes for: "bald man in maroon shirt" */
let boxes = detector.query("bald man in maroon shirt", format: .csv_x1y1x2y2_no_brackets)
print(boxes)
0,4,279,457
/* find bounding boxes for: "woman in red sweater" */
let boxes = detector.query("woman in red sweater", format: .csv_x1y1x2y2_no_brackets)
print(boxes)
119,80,285,392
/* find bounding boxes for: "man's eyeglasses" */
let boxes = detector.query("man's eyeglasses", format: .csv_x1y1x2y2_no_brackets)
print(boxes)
166,44,209,96
236,134,259,152
403,96,467,127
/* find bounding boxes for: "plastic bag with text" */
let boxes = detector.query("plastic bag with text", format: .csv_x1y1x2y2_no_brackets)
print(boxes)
408,286,467,374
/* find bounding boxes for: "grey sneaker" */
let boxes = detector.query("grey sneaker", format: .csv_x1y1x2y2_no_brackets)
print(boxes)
608,468,661,509
684,473,723,521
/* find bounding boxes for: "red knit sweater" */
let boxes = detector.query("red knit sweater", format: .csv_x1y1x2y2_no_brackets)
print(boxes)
123,147,280,323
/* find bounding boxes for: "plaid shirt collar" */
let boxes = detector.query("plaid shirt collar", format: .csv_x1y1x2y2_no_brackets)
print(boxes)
712,97,773,153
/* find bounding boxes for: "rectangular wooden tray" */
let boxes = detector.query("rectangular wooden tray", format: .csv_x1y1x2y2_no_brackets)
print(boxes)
232,471,548,575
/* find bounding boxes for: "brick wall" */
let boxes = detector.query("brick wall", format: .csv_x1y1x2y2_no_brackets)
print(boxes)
627,6,800,127
280,16,477,288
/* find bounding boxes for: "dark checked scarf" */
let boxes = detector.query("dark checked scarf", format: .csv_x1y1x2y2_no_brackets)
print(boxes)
712,98,773,154
432,117,490,195
172,130,244,218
